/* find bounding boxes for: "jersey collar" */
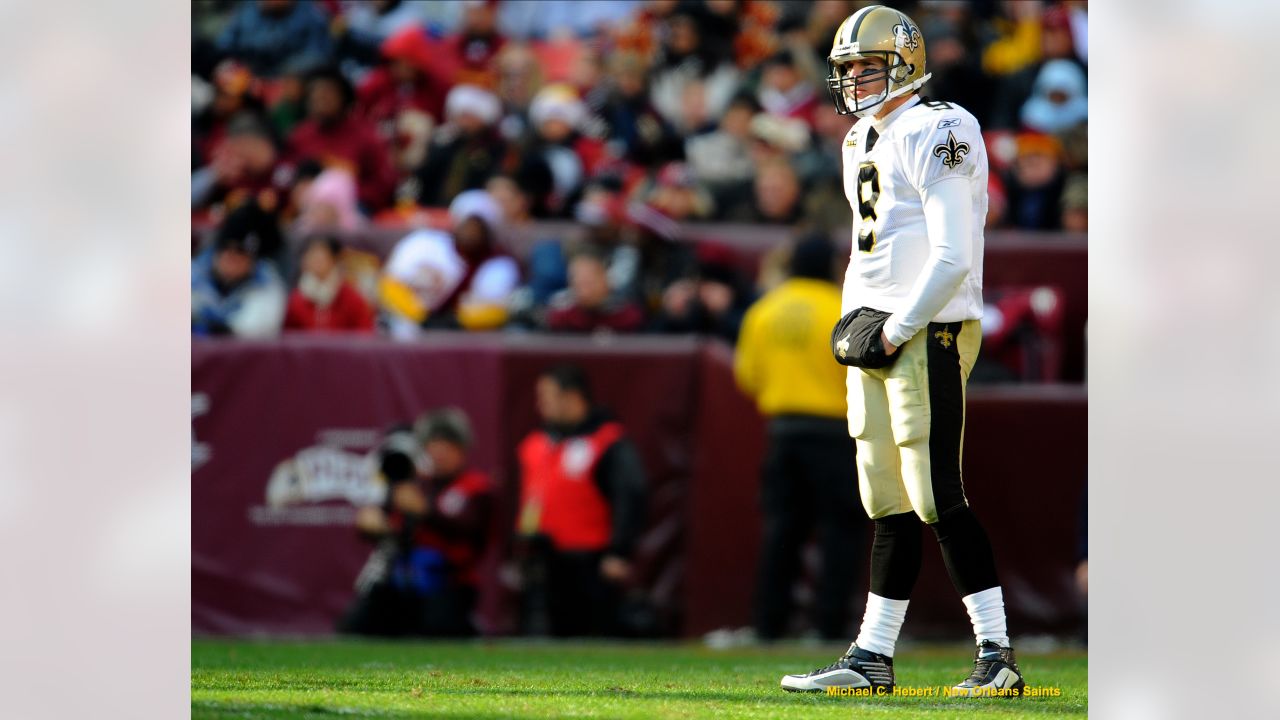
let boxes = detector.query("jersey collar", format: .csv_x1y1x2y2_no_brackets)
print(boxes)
870,94,921,131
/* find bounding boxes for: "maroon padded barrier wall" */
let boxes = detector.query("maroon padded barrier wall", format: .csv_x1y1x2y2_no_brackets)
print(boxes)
192,335,1086,637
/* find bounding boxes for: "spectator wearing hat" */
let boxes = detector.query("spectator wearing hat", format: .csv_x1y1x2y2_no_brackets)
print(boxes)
216,0,334,78
442,0,507,89
506,180,639,331
355,26,452,168
1005,131,1067,230
984,4,1089,130
191,111,284,213
1061,173,1087,233
192,203,288,338
574,184,643,300
334,0,432,75
653,246,754,344
745,113,813,182
620,202,698,314
635,162,715,223
292,167,366,235
543,250,646,334
263,55,318,141
283,235,376,332
287,66,399,211
341,407,495,637
734,234,865,641
192,60,268,168
980,0,1046,80
379,189,520,335
414,84,507,208
685,93,760,195
648,10,740,137
516,83,609,217
493,42,545,144
1020,58,1089,135
757,49,820,130
594,52,682,168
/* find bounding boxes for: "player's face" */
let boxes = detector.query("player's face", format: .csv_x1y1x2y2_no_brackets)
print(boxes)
842,56,888,100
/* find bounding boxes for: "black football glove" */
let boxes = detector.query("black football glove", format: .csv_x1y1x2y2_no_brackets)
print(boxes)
830,307,899,369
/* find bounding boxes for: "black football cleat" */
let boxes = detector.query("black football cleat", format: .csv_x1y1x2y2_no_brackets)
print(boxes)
780,643,895,693
950,640,1026,697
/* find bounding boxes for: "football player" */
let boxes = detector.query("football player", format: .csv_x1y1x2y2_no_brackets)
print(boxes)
779,5,1025,697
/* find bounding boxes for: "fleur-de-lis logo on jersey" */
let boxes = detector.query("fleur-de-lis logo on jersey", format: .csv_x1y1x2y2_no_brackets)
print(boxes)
893,20,921,51
836,334,851,358
934,328,954,348
932,131,971,169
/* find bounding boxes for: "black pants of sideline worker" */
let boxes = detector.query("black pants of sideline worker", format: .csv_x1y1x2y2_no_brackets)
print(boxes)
754,416,865,640
520,537,621,637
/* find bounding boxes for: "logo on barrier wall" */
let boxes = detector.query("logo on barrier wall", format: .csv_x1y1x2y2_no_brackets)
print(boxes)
192,393,212,471
248,429,387,527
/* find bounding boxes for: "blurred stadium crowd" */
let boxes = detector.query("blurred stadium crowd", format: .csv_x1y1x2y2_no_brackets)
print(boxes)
192,0,1086,361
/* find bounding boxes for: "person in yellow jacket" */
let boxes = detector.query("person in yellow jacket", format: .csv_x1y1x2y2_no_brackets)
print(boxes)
734,234,865,641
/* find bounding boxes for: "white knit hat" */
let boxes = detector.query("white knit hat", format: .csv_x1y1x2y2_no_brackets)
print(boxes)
448,189,504,234
445,84,502,126
529,83,585,129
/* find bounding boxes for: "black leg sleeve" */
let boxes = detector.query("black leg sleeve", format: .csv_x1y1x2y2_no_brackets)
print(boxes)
929,504,1000,597
868,511,923,601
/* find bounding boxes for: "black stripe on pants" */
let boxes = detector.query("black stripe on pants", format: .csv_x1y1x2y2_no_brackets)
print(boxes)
925,320,969,517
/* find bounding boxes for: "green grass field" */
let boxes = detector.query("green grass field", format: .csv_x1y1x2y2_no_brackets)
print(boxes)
192,638,1086,719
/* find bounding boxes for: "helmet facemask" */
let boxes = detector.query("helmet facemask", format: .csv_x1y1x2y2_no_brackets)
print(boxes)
826,52,914,118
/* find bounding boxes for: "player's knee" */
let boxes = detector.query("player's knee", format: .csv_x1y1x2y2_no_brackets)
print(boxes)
926,503,980,540
873,510,920,537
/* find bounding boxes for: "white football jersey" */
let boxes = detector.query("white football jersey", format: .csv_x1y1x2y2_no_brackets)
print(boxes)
840,95,987,324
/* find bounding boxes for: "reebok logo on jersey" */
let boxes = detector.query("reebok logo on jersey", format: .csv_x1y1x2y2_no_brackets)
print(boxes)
937,117,961,129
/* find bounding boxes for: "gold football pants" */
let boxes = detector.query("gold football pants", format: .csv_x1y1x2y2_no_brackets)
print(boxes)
845,319,981,523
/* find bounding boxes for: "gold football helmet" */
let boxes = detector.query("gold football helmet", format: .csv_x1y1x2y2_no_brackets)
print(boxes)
827,5,931,118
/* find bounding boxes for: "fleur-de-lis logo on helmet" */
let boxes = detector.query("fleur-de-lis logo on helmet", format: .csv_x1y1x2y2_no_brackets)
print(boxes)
893,21,921,51
932,130,971,169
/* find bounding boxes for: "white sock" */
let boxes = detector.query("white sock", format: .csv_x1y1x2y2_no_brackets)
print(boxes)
854,593,909,657
961,586,1010,647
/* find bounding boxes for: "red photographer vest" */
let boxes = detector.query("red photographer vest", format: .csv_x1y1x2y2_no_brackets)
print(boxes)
516,422,625,551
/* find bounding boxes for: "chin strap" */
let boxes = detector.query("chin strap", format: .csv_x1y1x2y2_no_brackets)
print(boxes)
853,72,934,118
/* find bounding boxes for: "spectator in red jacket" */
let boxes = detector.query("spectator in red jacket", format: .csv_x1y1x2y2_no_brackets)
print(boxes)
284,235,376,332
287,66,399,211
443,0,506,89
356,26,450,163
544,250,645,334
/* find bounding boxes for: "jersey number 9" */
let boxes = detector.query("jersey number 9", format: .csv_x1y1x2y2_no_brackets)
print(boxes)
856,162,880,253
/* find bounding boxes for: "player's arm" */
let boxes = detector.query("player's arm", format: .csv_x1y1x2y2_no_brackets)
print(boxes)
881,176,973,349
